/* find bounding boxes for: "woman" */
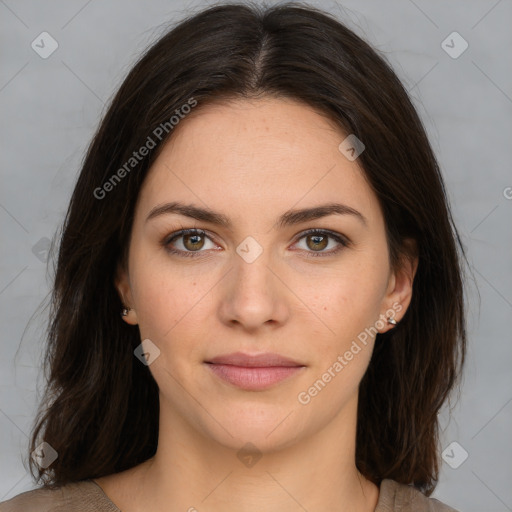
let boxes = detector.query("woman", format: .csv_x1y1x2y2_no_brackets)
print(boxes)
0,2,466,511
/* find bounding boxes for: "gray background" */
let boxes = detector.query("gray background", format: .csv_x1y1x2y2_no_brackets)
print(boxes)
1,0,511,510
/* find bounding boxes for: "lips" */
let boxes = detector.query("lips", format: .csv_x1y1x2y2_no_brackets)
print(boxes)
205,352,304,367
204,352,305,391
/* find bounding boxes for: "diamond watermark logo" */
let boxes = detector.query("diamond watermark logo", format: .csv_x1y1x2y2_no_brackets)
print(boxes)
237,442,262,468
31,441,58,469
32,237,51,263
31,32,59,59
442,441,469,469
441,32,468,59
236,236,263,263
134,338,161,366
338,134,365,161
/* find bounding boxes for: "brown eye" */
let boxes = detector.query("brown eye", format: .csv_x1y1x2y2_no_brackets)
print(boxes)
182,232,206,251
305,233,328,251
293,229,349,258
164,229,217,257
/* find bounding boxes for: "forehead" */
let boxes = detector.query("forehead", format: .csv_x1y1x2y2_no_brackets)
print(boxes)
136,97,381,228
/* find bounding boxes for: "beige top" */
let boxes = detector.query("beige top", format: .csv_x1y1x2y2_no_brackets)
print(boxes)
0,478,459,511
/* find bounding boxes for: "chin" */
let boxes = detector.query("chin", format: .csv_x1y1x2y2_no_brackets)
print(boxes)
194,400,308,455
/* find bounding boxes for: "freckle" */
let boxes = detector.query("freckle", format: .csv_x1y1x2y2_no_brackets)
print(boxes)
324,306,327,310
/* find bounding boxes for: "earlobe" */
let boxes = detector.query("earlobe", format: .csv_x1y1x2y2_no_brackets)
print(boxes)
114,264,139,326
377,308,400,334
120,304,138,325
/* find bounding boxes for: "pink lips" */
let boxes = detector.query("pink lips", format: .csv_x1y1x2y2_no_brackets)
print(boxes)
205,352,305,391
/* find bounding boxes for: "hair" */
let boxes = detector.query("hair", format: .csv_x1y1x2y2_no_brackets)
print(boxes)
28,1,467,496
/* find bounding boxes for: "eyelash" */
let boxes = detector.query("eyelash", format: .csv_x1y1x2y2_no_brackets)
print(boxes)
162,228,350,259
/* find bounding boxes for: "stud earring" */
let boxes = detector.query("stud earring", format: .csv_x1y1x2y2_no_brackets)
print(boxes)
387,317,397,325
121,305,132,317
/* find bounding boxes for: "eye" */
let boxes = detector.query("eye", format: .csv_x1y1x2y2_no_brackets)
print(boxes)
163,228,218,258
292,229,349,258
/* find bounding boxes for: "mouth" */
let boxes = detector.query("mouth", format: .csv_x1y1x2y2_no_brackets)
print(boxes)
204,352,306,391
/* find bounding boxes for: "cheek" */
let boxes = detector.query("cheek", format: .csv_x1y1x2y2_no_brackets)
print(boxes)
129,246,214,346
311,258,387,326
294,271,384,413
298,254,388,366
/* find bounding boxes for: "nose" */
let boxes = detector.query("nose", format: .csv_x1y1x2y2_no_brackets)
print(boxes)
218,248,290,333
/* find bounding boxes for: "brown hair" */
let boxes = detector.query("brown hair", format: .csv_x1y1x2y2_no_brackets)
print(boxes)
28,1,467,496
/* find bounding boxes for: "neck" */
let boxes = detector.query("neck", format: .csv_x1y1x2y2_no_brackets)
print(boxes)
126,394,379,512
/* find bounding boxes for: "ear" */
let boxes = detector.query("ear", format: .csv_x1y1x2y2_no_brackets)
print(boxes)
114,261,139,326
378,238,418,333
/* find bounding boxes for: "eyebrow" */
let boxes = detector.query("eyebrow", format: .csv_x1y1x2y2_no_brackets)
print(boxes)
145,201,367,229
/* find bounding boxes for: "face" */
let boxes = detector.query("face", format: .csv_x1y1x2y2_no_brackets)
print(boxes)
116,97,416,453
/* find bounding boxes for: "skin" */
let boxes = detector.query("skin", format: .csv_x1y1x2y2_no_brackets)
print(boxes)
95,97,418,512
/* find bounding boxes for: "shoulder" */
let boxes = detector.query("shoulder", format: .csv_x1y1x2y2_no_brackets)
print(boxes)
0,480,120,512
376,479,460,512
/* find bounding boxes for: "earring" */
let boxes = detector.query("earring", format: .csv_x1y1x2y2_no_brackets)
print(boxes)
121,305,132,317
387,317,397,325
